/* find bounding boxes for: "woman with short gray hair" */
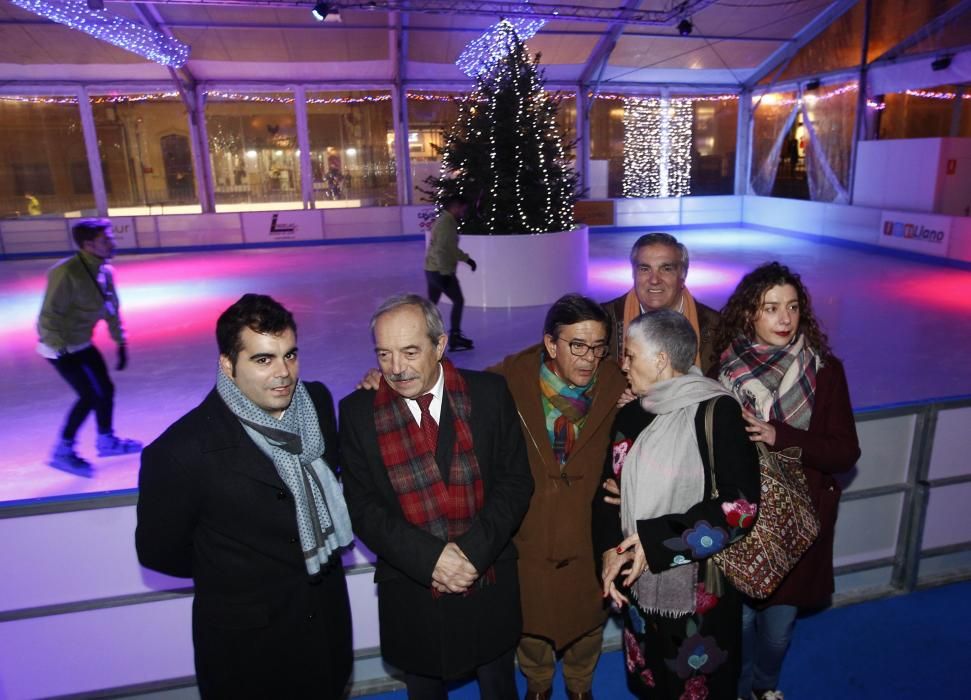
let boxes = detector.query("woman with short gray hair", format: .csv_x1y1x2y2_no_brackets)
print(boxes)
593,309,761,699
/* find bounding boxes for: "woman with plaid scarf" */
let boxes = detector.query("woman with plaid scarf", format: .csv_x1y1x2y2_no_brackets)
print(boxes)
712,262,861,700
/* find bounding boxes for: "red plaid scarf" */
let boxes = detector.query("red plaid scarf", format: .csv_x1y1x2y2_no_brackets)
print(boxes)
718,332,819,430
374,358,492,592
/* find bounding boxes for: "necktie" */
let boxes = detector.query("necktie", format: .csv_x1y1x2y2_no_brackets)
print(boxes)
416,393,438,451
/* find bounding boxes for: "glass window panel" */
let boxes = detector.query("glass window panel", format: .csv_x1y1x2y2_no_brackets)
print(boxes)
750,90,806,198
306,90,397,208
406,92,464,204
877,87,971,139
688,97,738,196
555,94,577,149
0,96,94,217
206,91,301,212
589,97,625,198
91,93,199,215
771,1,865,84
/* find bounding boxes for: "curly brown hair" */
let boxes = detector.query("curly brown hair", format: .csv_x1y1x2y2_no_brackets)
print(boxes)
712,262,831,359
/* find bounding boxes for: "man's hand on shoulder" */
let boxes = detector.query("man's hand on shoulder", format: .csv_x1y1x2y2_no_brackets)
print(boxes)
356,368,382,391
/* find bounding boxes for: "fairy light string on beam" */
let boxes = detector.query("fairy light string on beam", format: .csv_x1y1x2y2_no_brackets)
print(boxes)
11,0,190,67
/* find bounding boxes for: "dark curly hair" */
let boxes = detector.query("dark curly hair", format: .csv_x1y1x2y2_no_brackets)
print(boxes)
712,262,831,359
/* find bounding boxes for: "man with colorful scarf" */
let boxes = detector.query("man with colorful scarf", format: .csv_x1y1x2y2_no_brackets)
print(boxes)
487,294,627,700
136,294,354,699
340,294,532,699
602,232,720,373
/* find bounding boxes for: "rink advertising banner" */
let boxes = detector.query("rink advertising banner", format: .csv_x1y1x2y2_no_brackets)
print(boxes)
241,211,323,243
878,210,951,257
107,217,137,249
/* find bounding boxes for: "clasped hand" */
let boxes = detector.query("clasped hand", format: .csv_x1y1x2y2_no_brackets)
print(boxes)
432,542,478,594
601,532,646,607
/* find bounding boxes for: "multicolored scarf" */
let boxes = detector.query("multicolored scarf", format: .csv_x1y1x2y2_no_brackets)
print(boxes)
539,358,595,465
622,287,705,367
373,357,492,592
718,332,821,430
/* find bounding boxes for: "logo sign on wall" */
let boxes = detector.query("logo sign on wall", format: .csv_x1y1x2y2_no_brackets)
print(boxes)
241,210,323,243
878,210,951,257
108,217,137,249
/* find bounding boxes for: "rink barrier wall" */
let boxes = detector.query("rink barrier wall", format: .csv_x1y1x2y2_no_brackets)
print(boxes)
3,195,970,267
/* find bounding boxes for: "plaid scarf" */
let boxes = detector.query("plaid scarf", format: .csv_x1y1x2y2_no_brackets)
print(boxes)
373,358,492,592
539,358,596,465
718,332,820,430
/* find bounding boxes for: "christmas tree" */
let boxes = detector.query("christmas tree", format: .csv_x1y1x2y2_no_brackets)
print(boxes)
425,21,579,235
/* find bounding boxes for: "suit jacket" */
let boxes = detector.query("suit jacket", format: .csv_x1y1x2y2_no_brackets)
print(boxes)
602,290,721,373
136,381,352,700
488,345,627,649
339,368,533,679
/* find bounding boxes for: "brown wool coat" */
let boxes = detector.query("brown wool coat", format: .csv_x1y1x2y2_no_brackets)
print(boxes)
489,344,627,649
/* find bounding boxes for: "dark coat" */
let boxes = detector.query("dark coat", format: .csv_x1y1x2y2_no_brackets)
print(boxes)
136,382,352,700
602,291,721,373
762,357,860,607
488,345,627,649
339,369,533,679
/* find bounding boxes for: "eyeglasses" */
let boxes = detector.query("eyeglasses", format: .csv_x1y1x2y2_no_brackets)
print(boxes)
557,337,609,359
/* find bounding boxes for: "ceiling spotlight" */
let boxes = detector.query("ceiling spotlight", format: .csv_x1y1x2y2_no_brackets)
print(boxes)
86,0,104,9
677,18,693,36
312,2,332,21
931,55,952,71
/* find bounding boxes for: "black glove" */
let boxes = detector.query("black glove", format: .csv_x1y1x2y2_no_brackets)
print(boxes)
116,344,128,371
467,258,477,272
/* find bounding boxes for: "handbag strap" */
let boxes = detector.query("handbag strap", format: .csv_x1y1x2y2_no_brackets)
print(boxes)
704,397,719,499
702,396,725,597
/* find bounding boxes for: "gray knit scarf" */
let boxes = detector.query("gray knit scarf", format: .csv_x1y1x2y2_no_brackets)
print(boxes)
216,369,353,576
620,368,734,617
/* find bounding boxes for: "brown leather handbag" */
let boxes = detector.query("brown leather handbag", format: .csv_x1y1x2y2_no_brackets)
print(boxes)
704,398,820,599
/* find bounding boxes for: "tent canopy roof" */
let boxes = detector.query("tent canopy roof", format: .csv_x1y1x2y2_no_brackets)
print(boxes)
0,0,967,90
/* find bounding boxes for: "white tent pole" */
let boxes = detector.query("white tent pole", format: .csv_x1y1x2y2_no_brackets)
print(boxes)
293,85,314,209
76,86,109,217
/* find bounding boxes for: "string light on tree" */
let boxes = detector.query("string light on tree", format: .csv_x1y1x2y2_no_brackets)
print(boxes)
456,16,546,77
427,20,578,235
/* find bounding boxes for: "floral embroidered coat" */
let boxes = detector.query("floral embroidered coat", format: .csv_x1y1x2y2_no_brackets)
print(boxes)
489,344,627,649
593,396,761,699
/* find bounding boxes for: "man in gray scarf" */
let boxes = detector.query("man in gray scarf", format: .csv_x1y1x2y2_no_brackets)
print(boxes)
136,294,353,699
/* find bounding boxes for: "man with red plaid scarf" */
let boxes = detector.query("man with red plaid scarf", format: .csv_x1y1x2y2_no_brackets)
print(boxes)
340,293,533,699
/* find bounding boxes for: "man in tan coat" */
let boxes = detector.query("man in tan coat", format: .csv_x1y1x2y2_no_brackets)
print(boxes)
488,294,627,700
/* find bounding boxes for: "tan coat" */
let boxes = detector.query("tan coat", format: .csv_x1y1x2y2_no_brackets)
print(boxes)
489,344,627,649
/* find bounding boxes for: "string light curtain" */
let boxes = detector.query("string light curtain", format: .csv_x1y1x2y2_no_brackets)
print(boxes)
622,97,693,198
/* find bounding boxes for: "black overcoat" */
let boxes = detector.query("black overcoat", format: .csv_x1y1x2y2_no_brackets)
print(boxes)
339,369,533,679
136,382,352,699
